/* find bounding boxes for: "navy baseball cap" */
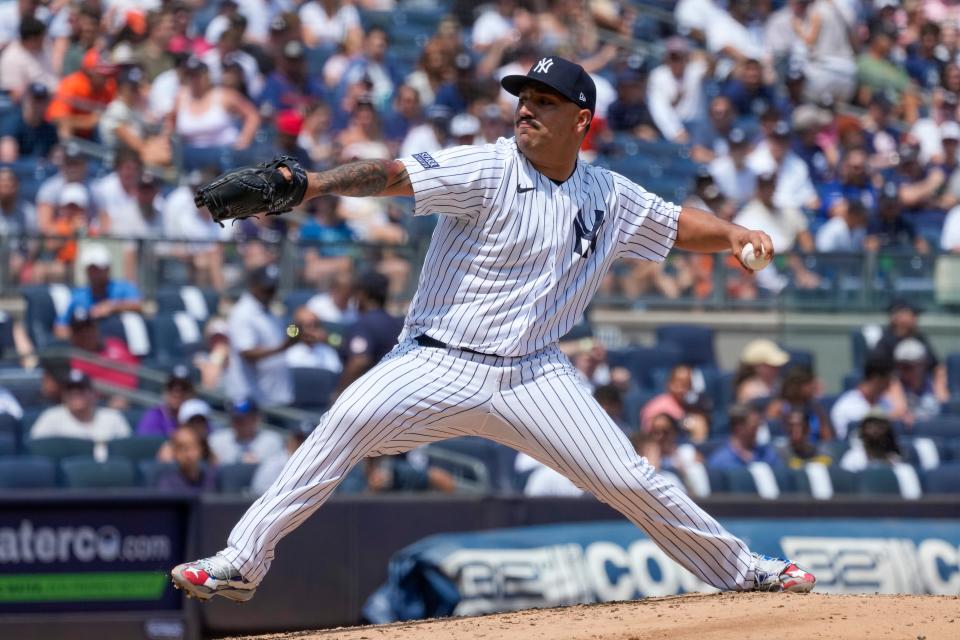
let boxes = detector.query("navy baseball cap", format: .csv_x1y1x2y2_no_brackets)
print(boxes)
501,55,596,115
230,398,259,416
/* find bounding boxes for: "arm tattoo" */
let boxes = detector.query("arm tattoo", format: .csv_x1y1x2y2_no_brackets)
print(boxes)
311,160,410,197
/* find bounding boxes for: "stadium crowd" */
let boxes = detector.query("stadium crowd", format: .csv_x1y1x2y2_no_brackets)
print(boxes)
0,0,959,497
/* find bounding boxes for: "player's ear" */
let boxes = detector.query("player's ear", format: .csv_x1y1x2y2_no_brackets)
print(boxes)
578,109,592,136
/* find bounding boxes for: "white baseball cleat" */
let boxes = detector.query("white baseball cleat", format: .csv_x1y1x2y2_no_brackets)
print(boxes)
751,553,817,593
171,554,257,602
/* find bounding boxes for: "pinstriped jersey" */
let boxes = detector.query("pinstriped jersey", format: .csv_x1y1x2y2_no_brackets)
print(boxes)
399,137,680,357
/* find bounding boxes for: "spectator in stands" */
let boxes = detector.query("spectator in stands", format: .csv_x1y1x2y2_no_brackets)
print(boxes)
401,103,451,158
0,168,36,255
788,0,857,104
66,307,139,394
640,364,694,432
691,96,737,165
161,168,226,289
872,300,940,376
894,142,949,235
404,39,451,109
0,82,57,162
259,40,324,114
99,67,171,167
791,105,833,186
776,409,832,469
733,172,820,290
905,20,945,90
30,369,131,460
299,0,362,49
57,4,100,76
565,336,612,391
815,199,868,252
286,306,342,374
46,48,117,140
300,197,356,288
886,337,948,427
172,57,260,153
209,398,284,465
705,0,764,65
382,85,423,150
364,454,457,494
830,356,895,439
35,144,95,237
514,452,584,497
865,182,929,254
593,384,628,431
226,264,296,406
861,93,899,169
55,243,143,336
201,21,264,98
839,411,902,472
157,397,214,463
635,413,700,475
337,26,400,112
734,339,790,404
747,121,820,211
336,96,391,163
137,366,195,438
334,271,403,396
40,184,89,281
709,128,756,207
766,365,833,442
0,16,56,100
857,19,918,117
707,404,781,470
606,69,658,140
721,58,778,119
156,424,218,493
251,421,313,496
92,149,153,249
307,271,357,324
820,148,877,218
910,89,957,165
148,52,188,122
133,8,175,83
272,109,312,168
647,36,707,144
943,200,960,252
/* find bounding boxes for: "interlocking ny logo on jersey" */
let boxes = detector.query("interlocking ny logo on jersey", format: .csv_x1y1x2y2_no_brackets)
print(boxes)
534,58,554,74
573,208,606,258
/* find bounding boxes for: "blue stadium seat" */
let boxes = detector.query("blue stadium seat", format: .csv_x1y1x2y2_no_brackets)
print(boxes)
149,312,204,366
828,467,857,494
923,463,960,494
97,312,152,358
0,311,14,358
0,414,20,452
783,348,814,373
856,466,902,496
913,417,960,439
607,345,683,391
334,464,368,494
427,437,517,493
138,460,175,488
22,284,72,350
655,325,716,367
947,353,960,396
0,434,14,457
723,468,759,495
26,437,95,462
155,286,219,322
283,290,315,315
218,463,258,493
0,456,57,489
61,456,137,488
291,368,339,411
107,435,167,462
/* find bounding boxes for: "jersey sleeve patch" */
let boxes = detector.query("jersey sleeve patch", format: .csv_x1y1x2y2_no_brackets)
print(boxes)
412,152,440,169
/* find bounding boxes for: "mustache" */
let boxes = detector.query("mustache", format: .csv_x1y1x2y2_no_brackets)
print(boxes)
515,117,539,128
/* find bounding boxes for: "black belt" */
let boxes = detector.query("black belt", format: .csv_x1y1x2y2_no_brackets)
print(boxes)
414,334,490,357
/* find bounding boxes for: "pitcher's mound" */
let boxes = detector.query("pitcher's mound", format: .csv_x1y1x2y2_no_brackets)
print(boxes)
230,592,958,640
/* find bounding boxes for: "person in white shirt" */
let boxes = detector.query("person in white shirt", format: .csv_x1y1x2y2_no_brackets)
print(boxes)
0,16,57,100
299,0,362,48
251,422,313,496
209,398,284,465
306,272,358,324
285,306,342,373
942,203,960,252
747,121,820,211
400,104,450,158
94,148,151,238
514,453,585,497
709,128,757,207
30,370,131,460
225,265,296,406
829,357,894,439
471,0,520,53
646,36,707,143
815,199,868,252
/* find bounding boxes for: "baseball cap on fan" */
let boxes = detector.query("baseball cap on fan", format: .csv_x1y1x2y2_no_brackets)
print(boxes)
501,55,597,115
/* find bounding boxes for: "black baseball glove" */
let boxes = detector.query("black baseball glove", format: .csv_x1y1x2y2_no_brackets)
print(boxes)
193,156,309,226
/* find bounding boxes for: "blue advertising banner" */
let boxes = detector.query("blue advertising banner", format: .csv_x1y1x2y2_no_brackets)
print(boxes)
363,519,960,623
0,497,190,614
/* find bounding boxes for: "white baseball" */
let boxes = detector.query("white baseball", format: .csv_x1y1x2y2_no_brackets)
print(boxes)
740,242,771,271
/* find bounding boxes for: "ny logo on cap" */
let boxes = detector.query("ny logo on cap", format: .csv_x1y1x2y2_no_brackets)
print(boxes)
534,57,554,74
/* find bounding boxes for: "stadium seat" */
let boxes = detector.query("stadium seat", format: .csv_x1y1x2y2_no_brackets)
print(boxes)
427,437,517,493
654,325,716,367
0,414,20,451
424,445,492,493
0,434,14,457
947,353,960,396
22,284,72,350
0,310,14,358
607,345,683,390
0,456,57,489
107,435,167,462
857,464,922,499
783,348,814,373
334,465,368,494
283,290,315,315
900,436,943,471
827,467,857,494
913,417,960,438
923,462,960,494
138,460,175,487
61,456,137,488
291,368,339,411
155,286,218,322
26,437,95,462
0,369,45,407
790,462,834,499
98,312,152,357
218,463,258,493
722,463,789,499
149,312,204,366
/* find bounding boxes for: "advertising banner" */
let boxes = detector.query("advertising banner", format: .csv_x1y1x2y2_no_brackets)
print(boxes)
0,498,190,614
363,518,960,623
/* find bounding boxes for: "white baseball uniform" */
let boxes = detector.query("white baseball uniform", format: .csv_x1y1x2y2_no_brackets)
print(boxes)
220,138,758,591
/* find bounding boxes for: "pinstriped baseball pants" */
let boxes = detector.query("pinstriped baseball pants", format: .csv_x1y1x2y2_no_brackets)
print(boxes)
221,340,758,590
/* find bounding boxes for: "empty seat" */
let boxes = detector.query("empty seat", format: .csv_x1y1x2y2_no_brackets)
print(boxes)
947,353,960,396
149,312,203,365
26,437,95,462
61,456,137,488
0,310,14,358
607,345,683,390
828,466,858,494
913,417,960,439
791,462,835,499
0,414,19,451
218,463,258,493
107,435,167,462
722,463,788,499
0,456,57,489
923,463,960,494
655,325,716,367
857,465,922,499
138,460,176,487
155,286,218,321
22,284,72,350
98,312,152,357
283,290,315,315
291,367,339,411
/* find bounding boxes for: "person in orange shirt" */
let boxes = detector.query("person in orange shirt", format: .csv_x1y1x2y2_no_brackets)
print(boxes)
47,49,117,140
41,183,93,282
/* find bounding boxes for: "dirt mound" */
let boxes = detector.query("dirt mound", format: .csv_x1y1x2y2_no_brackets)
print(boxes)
230,592,958,640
